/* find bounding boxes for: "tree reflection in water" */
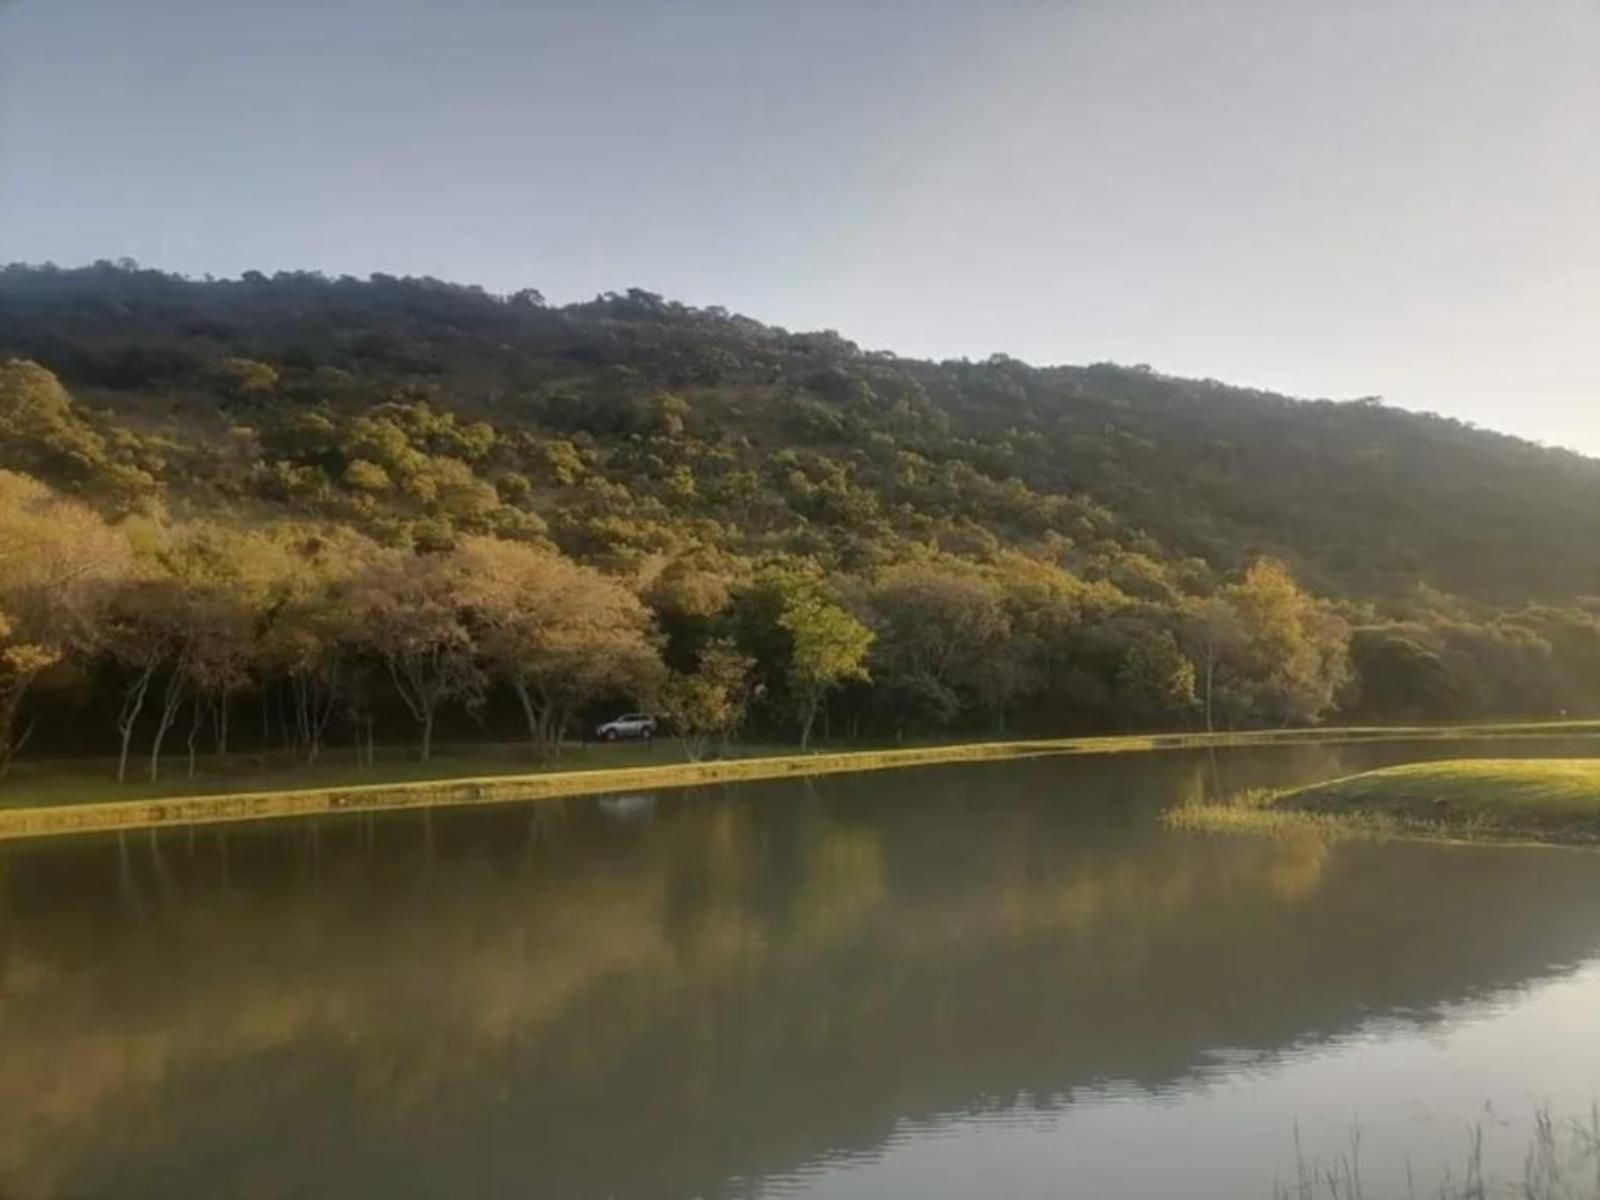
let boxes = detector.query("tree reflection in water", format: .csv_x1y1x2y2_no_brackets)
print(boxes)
2,743,1600,1199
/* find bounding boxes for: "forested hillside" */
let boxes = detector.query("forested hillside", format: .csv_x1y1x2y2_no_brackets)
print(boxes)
2,261,1599,779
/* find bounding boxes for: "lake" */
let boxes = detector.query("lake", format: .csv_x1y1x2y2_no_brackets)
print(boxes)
4,737,1600,1199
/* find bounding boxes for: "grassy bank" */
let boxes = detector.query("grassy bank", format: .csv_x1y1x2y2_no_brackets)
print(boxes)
5,720,1600,843
1171,758,1600,847
0,739,796,810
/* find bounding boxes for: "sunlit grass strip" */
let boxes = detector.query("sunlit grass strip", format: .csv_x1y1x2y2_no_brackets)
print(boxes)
1171,758,1600,847
5,721,1600,843
1165,790,1413,843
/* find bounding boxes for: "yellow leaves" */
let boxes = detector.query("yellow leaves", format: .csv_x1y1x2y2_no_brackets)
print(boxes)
213,356,278,398
0,361,163,505
645,558,733,619
538,439,587,486
0,641,62,682
342,459,393,493
0,470,133,594
0,360,78,432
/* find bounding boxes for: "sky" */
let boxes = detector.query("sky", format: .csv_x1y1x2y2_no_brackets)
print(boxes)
2,0,1598,452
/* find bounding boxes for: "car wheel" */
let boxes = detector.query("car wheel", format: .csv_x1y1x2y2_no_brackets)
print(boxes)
602,730,618,742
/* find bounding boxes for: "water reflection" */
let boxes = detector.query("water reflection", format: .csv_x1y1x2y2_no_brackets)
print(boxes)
1,740,1599,1199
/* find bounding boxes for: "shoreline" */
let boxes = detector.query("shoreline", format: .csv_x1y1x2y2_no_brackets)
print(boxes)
5,721,1600,843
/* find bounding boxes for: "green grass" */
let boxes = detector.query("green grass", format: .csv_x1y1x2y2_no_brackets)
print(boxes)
8,718,1600,812
1172,758,1600,846
0,740,796,810
8,720,1600,843
1286,759,1600,836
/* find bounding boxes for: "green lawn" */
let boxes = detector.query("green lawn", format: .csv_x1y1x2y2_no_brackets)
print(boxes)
9,720,1600,821
1171,758,1600,846
0,739,797,809
1279,759,1600,839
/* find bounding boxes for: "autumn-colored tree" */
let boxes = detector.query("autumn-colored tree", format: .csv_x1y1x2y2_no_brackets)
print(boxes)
0,471,130,776
0,360,156,499
451,537,660,756
213,356,279,400
1194,560,1352,728
343,552,483,762
253,526,385,764
153,522,294,771
644,554,736,669
101,576,194,783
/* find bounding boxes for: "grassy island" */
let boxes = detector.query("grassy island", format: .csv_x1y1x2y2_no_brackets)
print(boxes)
1171,758,1600,846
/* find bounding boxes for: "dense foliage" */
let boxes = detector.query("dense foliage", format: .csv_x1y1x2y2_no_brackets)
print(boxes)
2,261,1598,779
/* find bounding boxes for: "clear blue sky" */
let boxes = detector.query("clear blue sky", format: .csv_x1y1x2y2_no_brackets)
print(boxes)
3,0,1598,452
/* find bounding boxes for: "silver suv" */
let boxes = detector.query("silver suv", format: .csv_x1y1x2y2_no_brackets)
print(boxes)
595,713,657,741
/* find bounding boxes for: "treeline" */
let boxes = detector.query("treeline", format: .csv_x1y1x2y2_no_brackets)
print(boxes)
0,462,1333,780
6,452,1600,785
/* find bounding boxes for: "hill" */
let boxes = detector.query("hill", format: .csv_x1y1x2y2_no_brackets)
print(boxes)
5,262,1598,605
2,260,1600,774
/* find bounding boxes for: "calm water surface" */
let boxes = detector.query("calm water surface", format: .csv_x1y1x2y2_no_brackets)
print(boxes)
4,738,1600,1199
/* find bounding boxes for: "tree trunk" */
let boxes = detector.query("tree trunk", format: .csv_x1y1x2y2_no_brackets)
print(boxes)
419,708,434,763
0,665,46,780
117,713,138,785
275,683,289,753
292,671,339,765
116,661,159,784
0,684,31,781
799,697,817,751
510,678,542,753
149,665,188,784
291,674,310,759
0,714,33,782
1204,641,1216,734
310,673,339,766
186,694,206,780
214,693,230,758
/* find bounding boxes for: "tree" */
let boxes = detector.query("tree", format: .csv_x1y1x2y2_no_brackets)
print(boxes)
1346,626,1459,721
867,561,1010,731
1182,596,1248,733
0,471,130,776
658,639,754,761
0,361,155,498
451,537,660,756
253,526,384,764
101,576,193,783
771,569,873,750
1192,560,1352,728
343,553,483,762
1113,627,1198,726
213,356,279,400
645,556,734,670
